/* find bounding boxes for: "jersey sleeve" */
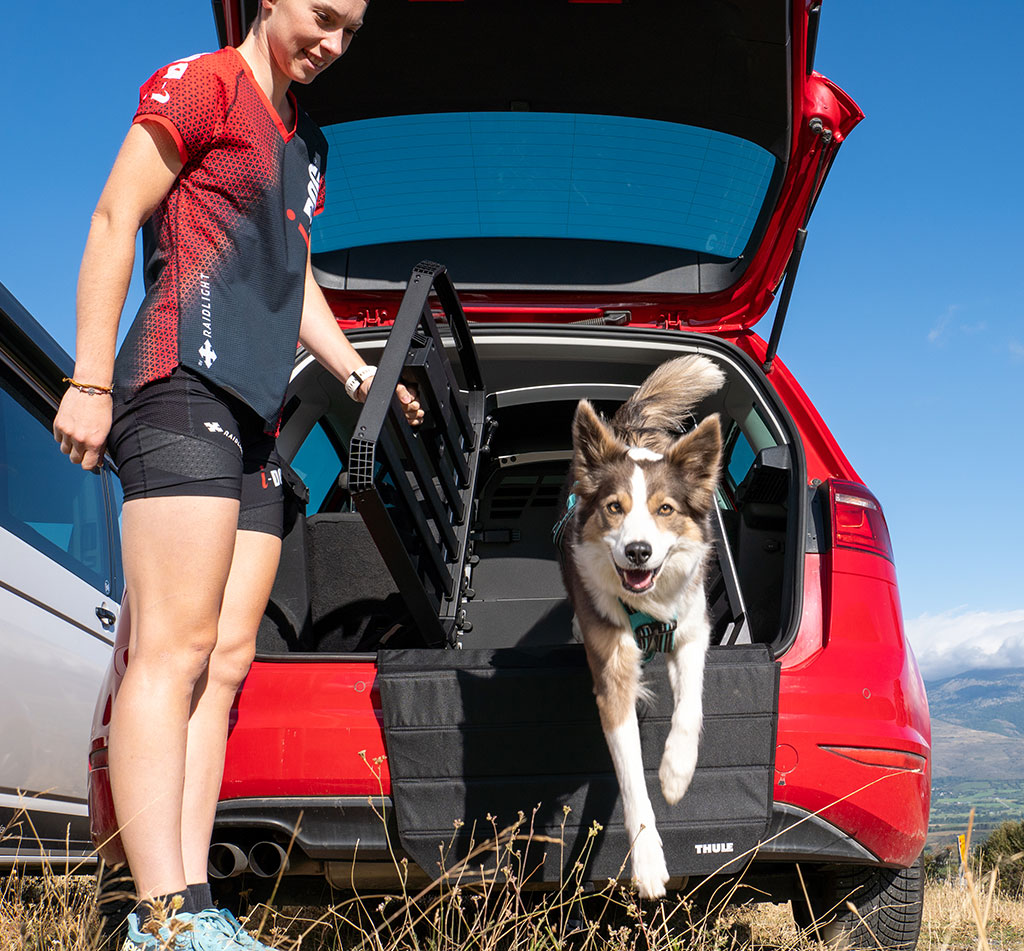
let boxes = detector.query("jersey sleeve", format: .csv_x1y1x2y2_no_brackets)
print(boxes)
133,54,225,166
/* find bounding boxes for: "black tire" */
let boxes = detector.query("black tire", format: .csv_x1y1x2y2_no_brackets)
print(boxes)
94,860,137,950
791,855,924,950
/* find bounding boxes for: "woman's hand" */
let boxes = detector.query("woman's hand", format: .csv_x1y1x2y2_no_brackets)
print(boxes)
356,376,424,426
53,386,113,471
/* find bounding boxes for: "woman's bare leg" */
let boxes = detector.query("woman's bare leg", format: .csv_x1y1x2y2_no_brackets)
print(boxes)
180,529,282,886
109,495,240,901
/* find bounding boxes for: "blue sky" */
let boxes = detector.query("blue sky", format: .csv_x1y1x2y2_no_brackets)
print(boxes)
1,2,1021,676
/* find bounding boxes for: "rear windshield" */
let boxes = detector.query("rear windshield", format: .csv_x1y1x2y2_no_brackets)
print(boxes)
312,113,775,259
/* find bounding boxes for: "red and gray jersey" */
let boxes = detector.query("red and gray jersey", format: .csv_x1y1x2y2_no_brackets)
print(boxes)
113,47,328,430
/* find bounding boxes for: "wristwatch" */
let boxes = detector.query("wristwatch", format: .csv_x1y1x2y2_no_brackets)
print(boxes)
345,364,377,399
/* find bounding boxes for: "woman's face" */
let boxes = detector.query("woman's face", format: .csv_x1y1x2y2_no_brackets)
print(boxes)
262,0,367,84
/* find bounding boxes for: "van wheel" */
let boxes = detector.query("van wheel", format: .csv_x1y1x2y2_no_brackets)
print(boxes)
790,855,924,950
94,860,137,950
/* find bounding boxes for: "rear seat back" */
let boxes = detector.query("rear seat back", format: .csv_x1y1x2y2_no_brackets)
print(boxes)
256,510,406,654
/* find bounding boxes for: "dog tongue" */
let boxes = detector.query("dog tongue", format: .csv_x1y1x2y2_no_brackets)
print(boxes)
624,569,654,591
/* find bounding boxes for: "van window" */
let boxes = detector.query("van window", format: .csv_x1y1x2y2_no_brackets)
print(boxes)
0,375,114,595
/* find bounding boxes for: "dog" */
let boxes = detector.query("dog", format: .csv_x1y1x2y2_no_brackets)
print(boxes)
557,354,725,898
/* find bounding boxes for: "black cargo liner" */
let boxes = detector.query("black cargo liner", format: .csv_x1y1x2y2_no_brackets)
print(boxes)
378,645,779,882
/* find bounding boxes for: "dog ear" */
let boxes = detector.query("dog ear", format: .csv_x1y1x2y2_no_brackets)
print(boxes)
667,414,723,514
572,400,622,483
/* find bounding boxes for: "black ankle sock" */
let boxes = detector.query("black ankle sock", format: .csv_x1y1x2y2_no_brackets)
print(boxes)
141,888,190,920
186,881,214,912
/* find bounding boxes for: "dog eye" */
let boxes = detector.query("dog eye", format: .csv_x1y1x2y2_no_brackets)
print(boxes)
606,500,622,514
657,503,674,516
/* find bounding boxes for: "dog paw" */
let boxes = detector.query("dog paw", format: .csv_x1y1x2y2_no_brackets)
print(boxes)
631,826,670,899
659,746,697,805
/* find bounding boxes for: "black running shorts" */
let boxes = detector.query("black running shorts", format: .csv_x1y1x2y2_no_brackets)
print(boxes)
109,367,285,537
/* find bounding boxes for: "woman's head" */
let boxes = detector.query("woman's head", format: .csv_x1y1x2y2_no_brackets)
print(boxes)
252,0,366,85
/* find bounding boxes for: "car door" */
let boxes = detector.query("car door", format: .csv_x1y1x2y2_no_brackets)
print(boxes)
0,283,120,865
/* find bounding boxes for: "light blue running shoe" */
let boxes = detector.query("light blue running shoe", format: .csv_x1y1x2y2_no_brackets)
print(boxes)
214,908,276,949
121,911,195,950
120,912,158,951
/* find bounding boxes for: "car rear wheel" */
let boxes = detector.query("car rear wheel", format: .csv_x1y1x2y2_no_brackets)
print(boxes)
791,855,924,950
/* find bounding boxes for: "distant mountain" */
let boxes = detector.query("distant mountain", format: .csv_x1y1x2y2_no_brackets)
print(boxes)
924,671,1024,841
930,718,1024,780
925,668,1024,738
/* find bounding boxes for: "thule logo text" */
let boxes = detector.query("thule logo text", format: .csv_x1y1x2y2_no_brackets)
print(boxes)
694,842,734,855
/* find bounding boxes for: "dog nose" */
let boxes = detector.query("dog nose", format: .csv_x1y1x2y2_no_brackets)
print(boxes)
625,541,652,565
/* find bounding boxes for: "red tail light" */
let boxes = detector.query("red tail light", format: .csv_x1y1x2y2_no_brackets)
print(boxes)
829,480,894,562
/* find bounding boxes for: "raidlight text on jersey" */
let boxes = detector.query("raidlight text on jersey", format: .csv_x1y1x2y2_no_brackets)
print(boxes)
200,272,213,338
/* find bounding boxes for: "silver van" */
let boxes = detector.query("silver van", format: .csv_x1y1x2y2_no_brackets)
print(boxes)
0,281,120,868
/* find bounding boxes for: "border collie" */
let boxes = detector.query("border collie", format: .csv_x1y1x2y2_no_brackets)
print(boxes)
557,355,724,897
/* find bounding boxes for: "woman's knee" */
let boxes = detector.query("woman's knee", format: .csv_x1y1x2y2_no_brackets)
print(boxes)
207,637,256,693
129,625,220,688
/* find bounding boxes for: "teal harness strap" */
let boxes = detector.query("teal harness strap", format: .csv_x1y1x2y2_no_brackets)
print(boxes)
552,484,579,553
621,602,678,664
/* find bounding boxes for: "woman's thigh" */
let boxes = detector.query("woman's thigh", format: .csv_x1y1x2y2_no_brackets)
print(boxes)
121,495,241,661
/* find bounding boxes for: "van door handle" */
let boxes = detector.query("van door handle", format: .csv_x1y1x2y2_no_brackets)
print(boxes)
95,606,117,626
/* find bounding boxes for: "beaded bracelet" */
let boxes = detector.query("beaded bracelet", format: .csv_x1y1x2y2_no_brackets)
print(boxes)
63,376,113,396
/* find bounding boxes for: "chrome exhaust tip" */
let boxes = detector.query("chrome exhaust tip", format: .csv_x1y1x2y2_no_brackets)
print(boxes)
207,842,249,879
247,840,290,878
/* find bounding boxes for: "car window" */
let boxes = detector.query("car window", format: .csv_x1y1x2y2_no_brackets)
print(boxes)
290,419,344,514
726,428,757,488
0,374,115,595
315,113,775,258
723,404,782,501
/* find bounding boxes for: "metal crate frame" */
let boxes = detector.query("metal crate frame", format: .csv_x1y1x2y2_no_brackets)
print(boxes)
349,262,485,646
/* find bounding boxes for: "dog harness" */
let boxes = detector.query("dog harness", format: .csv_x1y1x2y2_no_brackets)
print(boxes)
551,487,579,554
620,603,678,664
553,487,678,664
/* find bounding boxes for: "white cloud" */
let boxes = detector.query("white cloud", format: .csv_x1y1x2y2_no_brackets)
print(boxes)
906,608,1024,681
1010,339,1024,361
927,305,959,345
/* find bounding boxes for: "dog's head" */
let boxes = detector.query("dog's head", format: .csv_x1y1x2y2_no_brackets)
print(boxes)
570,400,722,599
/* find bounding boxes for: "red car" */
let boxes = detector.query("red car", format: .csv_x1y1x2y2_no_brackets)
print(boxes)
90,3,930,947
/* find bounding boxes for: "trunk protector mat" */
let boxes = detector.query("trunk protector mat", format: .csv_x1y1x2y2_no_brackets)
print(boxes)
377,645,779,882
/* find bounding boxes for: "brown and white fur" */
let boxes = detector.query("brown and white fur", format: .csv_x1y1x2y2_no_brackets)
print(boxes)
560,355,724,898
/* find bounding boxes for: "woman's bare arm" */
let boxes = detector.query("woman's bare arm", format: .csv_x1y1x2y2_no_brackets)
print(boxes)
54,121,182,470
298,254,423,425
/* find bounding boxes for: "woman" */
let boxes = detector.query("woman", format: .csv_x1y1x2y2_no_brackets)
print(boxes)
53,1,416,947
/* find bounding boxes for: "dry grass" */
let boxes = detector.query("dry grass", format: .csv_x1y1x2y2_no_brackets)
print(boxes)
6,804,1024,951
6,865,1024,950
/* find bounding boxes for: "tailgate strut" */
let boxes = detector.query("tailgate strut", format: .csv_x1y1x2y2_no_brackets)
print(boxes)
763,118,836,374
761,227,808,374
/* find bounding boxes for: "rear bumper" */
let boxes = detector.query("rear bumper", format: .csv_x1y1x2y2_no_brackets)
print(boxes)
205,796,875,867
89,623,930,873
213,795,397,861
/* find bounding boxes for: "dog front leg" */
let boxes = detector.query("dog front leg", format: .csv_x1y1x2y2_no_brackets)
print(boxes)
660,628,708,805
591,638,670,899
